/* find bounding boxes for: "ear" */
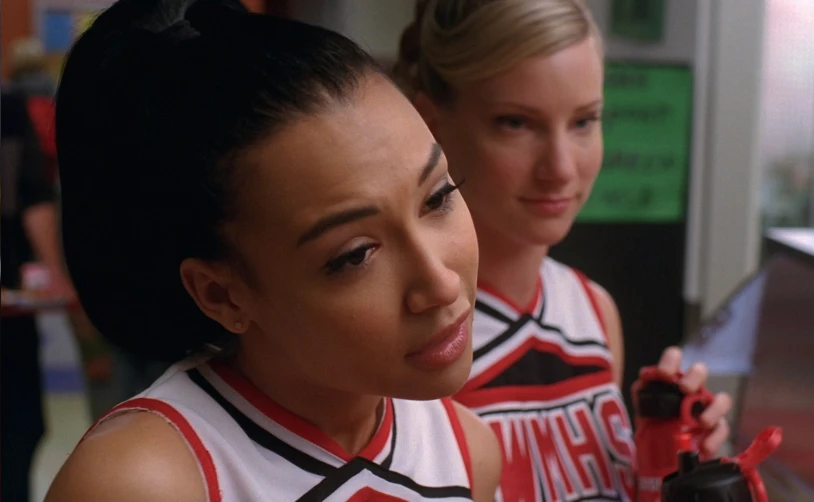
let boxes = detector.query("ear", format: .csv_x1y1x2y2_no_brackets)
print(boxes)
413,91,443,138
179,258,250,335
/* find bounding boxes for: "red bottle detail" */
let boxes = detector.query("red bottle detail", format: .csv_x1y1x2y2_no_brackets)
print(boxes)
632,366,714,502
724,426,783,502
660,426,782,502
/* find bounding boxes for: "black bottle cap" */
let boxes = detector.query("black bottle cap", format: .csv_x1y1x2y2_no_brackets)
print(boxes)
661,452,753,502
636,380,685,418
636,380,707,419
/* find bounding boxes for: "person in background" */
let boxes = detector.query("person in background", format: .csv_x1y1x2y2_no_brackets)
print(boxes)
8,36,127,419
394,0,732,500
45,0,501,500
1,90,75,502
8,38,58,182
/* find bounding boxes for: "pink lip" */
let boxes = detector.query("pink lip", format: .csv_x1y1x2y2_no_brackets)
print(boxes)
406,310,471,370
519,196,574,216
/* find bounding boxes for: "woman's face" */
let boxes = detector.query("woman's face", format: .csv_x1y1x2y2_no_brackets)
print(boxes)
219,75,478,401
429,36,604,248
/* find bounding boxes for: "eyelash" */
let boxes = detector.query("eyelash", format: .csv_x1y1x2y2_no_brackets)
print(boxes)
496,115,527,130
322,243,377,275
575,114,602,129
321,179,465,275
422,178,465,216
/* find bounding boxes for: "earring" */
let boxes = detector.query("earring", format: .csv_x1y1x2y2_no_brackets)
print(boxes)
234,321,244,331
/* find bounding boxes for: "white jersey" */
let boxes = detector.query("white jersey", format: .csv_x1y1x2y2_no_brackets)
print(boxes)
86,357,473,501
455,259,636,502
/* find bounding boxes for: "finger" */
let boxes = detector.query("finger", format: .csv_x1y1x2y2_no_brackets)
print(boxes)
699,392,733,428
701,418,730,458
679,362,709,393
657,346,683,375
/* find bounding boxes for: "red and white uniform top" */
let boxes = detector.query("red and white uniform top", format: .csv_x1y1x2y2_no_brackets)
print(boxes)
86,357,474,501
455,258,636,502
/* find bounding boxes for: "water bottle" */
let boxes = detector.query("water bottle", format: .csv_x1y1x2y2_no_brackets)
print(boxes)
633,366,715,501
661,427,783,502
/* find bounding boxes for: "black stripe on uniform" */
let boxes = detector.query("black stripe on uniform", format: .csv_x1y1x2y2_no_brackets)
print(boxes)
475,284,548,325
480,350,607,389
380,405,396,470
473,313,534,360
187,368,336,477
474,299,514,324
473,315,608,363
535,294,547,323
296,458,472,502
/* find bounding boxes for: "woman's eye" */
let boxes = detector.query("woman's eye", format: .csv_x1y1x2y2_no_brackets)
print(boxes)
496,115,527,130
346,247,368,266
575,115,601,130
423,180,464,215
323,244,376,275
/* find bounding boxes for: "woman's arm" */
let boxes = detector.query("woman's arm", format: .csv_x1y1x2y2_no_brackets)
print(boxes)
588,281,625,386
46,412,207,502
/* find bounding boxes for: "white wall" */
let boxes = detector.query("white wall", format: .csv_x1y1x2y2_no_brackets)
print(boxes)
699,0,766,315
760,0,814,167
292,0,414,62
759,0,814,227
338,0,415,62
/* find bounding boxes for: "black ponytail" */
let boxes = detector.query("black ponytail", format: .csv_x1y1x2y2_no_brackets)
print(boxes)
57,0,382,360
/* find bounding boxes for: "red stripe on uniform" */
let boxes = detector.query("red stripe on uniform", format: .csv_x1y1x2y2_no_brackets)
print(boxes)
210,361,393,463
455,371,615,410
478,276,543,315
441,398,474,489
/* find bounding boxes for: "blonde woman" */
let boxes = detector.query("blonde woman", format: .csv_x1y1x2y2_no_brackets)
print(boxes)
395,1,732,500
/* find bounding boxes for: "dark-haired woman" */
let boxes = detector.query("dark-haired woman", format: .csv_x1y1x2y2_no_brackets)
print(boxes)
45,0,501,500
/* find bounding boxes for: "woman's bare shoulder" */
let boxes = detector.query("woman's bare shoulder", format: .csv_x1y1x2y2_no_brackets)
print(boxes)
453,402,502,502
46,410,208,502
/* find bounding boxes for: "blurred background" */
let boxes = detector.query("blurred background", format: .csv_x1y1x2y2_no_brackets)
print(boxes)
1,0,813,500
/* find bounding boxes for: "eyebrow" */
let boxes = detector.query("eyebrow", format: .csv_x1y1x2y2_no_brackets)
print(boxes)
487,99,604,113
297,206,380,247
296,142,444,247
576,99,604,111
419,142,444,186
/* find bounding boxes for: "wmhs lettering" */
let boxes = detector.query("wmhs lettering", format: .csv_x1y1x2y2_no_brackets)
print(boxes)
487,391,636,502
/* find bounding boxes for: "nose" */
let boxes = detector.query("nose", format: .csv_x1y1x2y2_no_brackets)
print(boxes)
535,129,577,182
404,237,461,314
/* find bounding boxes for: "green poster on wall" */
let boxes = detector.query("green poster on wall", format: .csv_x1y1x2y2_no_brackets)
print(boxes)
610,0,666,43
578,64,693,223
